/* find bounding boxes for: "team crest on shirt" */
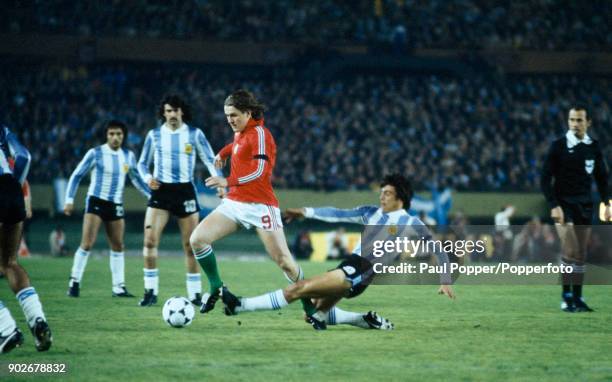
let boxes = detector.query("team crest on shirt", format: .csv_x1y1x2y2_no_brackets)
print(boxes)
585,160,594,174
184,143,193,154
123,164,129,173
387,225,398,235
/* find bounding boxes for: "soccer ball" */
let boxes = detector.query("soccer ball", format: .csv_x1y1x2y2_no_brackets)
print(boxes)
162,297,195,328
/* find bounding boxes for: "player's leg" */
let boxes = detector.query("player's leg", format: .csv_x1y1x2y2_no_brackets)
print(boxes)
0,222,52,351
572,224,593,311
140,207,170,306
224,269,349,315
103,218,133,297
256,228,302,282
177,213,202,305
312,297,394,330
0,299,24,354
67,213,103,297
189,210,238,312
554,223,579,311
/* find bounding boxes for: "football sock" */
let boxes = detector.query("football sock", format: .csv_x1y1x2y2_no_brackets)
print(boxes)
326,307,368,328
0,301,17,336
561,259,572,297
110,250,125,291
237,289,288,312
186,273,202,301
572,262,585,299
70,247,90,282
16,287,46,327
193,246,223,291
143,268,159,295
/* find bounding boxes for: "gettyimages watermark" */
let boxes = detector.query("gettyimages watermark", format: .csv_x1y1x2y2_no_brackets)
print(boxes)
356,224,612,285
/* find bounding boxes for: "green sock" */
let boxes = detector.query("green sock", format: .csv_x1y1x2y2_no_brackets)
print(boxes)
194,247,223,291
301,298,316,316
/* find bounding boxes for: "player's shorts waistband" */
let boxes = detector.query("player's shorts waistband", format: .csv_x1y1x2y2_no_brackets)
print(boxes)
157,182,194,190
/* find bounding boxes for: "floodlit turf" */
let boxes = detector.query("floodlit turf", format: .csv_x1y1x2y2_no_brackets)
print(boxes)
1,256,611,381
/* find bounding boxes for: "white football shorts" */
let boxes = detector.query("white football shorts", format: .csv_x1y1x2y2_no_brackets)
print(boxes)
215,198,283,231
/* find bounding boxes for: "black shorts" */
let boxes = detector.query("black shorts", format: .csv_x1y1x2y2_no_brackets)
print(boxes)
86,196,124,221
147,182,200,218
335,254,374,299
559,200,593,225
0,174,26,224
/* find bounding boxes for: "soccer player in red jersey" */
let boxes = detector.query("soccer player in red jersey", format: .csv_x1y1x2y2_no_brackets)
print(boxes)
190,89,306,314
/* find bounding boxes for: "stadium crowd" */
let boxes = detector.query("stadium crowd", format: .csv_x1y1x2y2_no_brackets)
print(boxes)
3,63,610,192
2,0,611,51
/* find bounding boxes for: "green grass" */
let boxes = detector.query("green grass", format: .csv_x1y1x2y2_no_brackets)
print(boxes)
1,257,611,381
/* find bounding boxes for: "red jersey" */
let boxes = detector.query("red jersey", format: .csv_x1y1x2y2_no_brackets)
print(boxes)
219,118,279,207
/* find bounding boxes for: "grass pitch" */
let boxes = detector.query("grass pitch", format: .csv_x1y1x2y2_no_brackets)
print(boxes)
1,256,611,381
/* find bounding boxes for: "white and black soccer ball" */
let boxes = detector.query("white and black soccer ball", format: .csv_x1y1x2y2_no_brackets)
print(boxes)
162,297,195,328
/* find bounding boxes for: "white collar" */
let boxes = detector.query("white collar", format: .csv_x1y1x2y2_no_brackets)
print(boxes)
566,130,592,149
102,144,120,153
162,123,188,133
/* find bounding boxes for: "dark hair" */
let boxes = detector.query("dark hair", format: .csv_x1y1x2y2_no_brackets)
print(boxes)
570,104,591,121
381,174,413,210
224,89,265,120
105,120,127,137
158,94,192,123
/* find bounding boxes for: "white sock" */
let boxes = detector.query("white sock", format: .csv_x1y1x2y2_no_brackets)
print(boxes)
0,301,17,336
284,266,304,284
186,273,202,301
238,289,289,312
327,307,368,328
16,287,46,327
110,251,125,292
70,247,90,282
143,268,159,295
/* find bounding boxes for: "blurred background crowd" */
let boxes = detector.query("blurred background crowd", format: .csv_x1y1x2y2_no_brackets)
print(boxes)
2,0,611,50
2,64,610,192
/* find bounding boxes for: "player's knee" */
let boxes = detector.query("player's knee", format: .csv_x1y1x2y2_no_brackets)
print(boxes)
189,231,210,251
143,235,158,249
0,257,18,270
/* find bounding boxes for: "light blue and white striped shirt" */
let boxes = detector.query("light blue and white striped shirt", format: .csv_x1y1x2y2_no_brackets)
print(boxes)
137,123,221,184
304,205,451,284
65,144,150,205
0,126,31,184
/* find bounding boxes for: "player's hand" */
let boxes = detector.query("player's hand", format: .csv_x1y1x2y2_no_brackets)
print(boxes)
205,176,228,188
605,205,612,222
149,178,161,190
216,187,227,198
64,203,74,216
438,285,455,299
283,208,306,223
214,154,226,169
551,206,564,225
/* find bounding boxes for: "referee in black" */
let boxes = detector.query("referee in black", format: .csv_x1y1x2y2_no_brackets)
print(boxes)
541,105,610,312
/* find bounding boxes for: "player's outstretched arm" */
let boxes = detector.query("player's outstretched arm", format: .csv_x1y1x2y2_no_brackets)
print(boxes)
299,205,378,224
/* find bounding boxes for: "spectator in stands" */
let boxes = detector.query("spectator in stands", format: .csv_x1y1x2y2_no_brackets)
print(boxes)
49,225,68,257
291,230,313,260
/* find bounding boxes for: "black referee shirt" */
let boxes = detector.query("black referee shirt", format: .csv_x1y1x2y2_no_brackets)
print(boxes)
541,132,610,209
